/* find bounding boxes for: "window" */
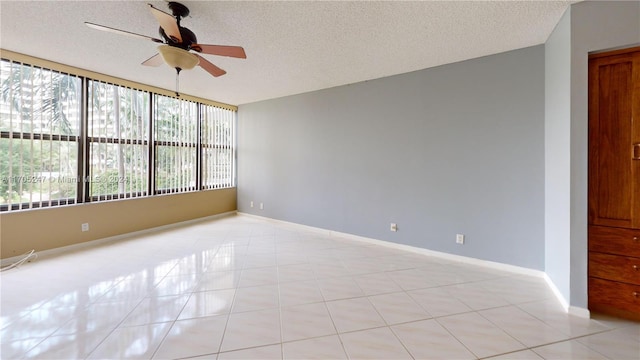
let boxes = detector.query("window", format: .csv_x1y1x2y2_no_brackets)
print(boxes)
201,104,235,189
87,80,150,200
154,95,198,194
0,56,236,212
1,60,81,211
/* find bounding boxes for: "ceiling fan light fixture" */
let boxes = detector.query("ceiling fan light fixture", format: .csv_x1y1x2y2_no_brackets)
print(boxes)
158,45,199,70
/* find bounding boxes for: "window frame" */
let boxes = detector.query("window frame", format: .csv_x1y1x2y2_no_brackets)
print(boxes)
153,94,200,195
0,51,237,212
0,62,82,211
201,103,236,190
85,79,152,202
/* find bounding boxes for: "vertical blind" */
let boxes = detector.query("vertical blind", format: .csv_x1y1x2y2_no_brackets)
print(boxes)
0,58,236,212
202,104,236,189
88,80,150,201
154,94,198,193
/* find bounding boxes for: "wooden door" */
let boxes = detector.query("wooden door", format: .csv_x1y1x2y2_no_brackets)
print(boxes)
588,48,640,229
588,47,640,320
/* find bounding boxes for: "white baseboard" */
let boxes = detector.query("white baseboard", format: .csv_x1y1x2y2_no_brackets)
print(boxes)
238,212,330,234
569,306,591,318
238,212,588,314
541,274,591,318
238,212,545,279
339,231,548,278
543,273,570,310
0,211,237,266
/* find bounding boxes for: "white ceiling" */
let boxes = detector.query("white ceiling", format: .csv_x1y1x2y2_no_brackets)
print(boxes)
1,1,575,106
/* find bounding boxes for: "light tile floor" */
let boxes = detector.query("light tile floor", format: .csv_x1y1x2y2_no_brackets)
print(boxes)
1,215,639,359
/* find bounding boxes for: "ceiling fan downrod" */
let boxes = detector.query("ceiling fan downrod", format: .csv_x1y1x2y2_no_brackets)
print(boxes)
175,67,181,97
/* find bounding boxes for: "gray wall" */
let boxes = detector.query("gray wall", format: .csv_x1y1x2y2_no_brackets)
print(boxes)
238,45,545,270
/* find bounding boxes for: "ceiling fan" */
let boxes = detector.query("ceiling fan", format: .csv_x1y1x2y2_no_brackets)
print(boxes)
85,1,246,96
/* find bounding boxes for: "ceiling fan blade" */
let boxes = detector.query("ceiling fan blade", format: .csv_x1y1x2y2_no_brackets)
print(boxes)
141,53,164,67
195,55,226,77
191,44,247,59
85,22,163,43
148,4,182,43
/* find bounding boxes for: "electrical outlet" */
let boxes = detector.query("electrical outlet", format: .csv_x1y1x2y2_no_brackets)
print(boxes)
250,201,254,208
259,202,264,210
81,223,89,232
456,234,464,244
390,223,398,232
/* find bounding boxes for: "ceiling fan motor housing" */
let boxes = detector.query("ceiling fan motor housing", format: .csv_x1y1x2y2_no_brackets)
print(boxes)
159,26,197,50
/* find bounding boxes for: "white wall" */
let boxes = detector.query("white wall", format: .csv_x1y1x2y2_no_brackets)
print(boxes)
545,7,572,306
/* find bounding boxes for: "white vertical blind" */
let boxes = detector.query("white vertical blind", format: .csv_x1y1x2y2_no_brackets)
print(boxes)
87,80,150,201
153,94,198,193
201,104,235,189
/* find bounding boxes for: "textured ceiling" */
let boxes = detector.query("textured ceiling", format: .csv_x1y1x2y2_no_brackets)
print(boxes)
1,1,575,106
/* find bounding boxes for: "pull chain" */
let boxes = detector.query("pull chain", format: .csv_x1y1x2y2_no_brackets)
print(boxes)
175,68,182,97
